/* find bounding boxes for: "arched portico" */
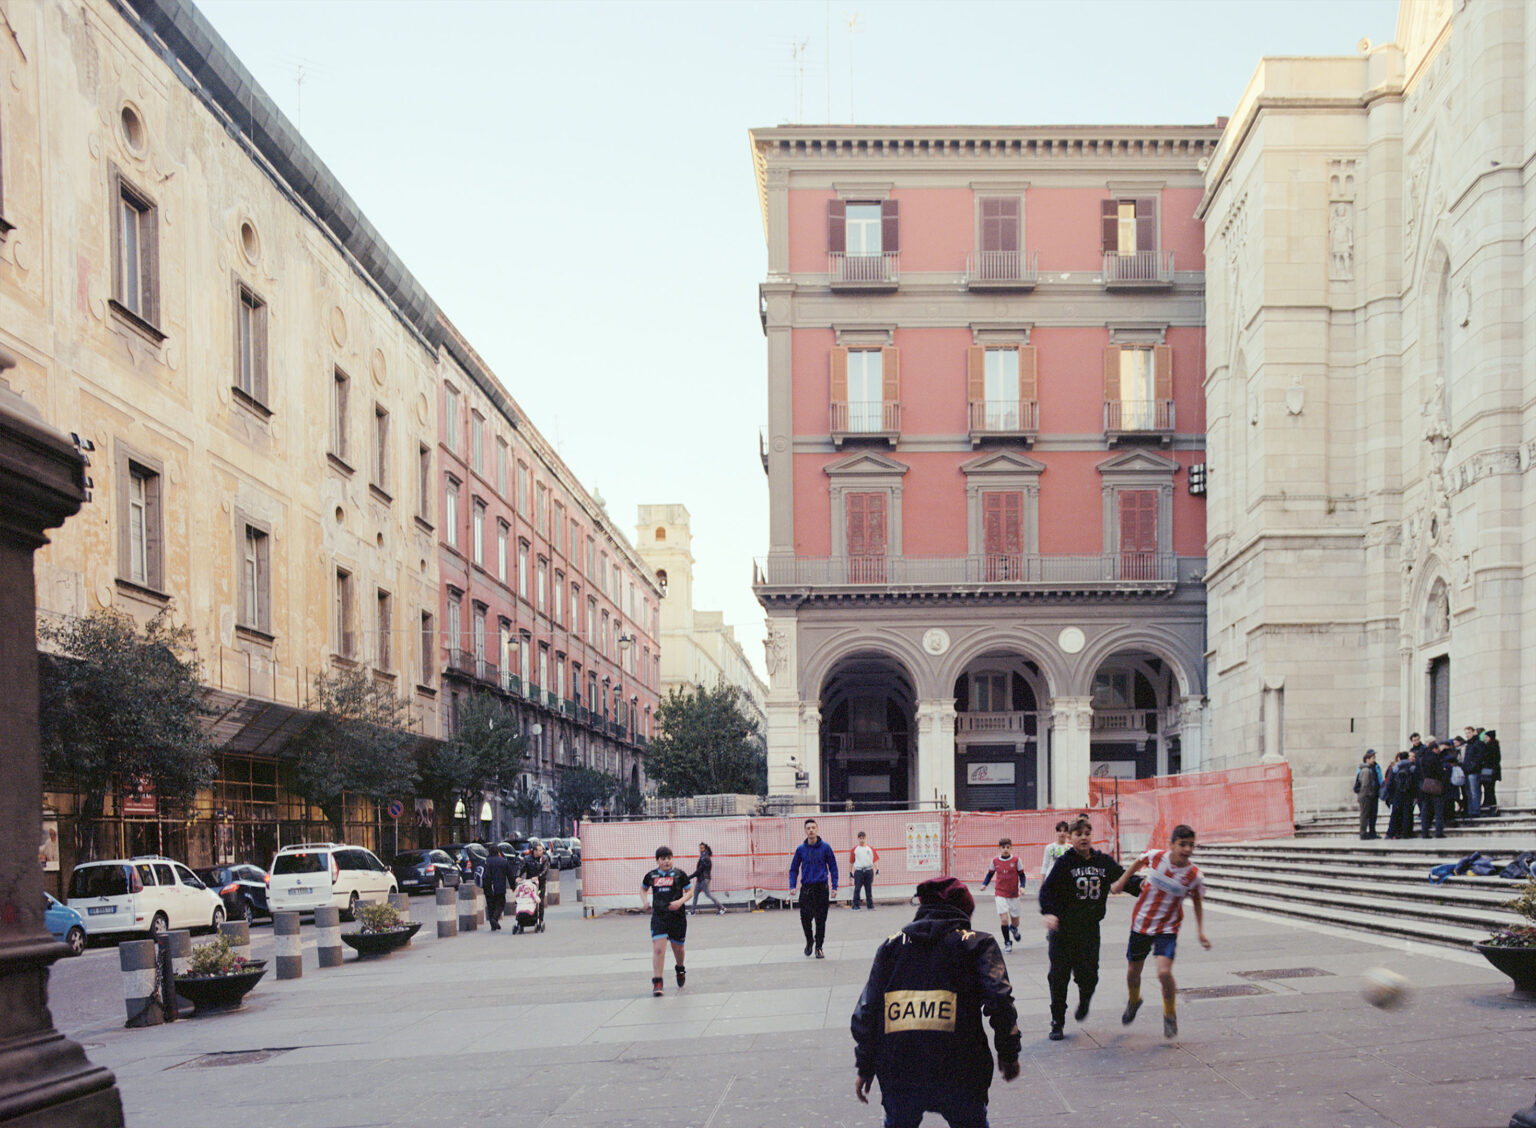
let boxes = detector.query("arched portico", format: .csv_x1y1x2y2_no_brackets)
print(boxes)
817,651,918,808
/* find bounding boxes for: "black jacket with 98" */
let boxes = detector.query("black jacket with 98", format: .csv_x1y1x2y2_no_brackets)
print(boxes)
1036,847,1125,931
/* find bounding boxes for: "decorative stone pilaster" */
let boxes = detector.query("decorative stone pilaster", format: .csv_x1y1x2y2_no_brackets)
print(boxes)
915,700,958,809
1261,678,1286,763
797,705,822,807
1050,697,1094,808
1178,696,1207,772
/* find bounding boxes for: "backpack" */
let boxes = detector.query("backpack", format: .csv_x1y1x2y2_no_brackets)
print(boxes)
1499,852,1536,881
1429,852,1496,884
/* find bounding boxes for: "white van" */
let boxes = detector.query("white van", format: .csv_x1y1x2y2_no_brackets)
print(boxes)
267,843,397,919
66,856,226,938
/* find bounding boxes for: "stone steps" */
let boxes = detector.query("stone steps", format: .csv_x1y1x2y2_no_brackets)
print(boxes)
1293,806,1536,839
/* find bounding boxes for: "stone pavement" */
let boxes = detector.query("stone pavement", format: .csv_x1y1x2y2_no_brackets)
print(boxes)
53,873,1536,1128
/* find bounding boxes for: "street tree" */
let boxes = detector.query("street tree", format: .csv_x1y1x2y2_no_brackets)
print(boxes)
38,607,216,858
418,691,528,840
506,776,543,836
284,667,419,839
553,766,616,831
646,682,766,798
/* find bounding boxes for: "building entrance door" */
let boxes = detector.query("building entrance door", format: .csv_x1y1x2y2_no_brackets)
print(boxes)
956,744,1036,810
1428,655,1450,740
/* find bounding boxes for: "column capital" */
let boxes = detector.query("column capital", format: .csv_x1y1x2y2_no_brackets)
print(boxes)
1050,696,1094,727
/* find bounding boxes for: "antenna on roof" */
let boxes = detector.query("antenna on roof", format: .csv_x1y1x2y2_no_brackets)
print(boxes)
847,13,861,123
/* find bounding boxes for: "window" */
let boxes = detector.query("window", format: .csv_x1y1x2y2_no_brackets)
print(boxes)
238,522,270,633
600,611,610,658
376,590,392,670
420,611,434,685
518,540,530,600
331,369,350,462
372,406,389,493
445,386,460,452
471,411,484,473
112,174,158,326
1104,344,1171,431
847,202,882,255
556,657,566,702
335,568,355,658
538,645,549,696
986,349,1017,423
497,521,509,583
499,621,512,681
1118,490,1158,578
418,444,432,522
979,197,1020,255
1100,198,1156,257
235,285,268,405
496,438,508,495
519,632,532,687
516,462,528,515
538,558,548,614
586,535,596,578
830,346,898,435
554,570,565,624
970,672,1011,713
982,491,1023,581
587,597,598,645
572,584,582,633
553,503,565,554
119,458,162,590
472,499,486,565
472,604,487,673
444,478,460,549
536,484,548,535
600,552,609,595
846,491,887,583
447,592,462,661
967,345,1038,433
1092,671,1132,709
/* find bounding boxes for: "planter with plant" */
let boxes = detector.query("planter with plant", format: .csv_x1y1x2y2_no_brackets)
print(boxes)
1474,876,1536,1001
341,900,421,957
174,935,266,1014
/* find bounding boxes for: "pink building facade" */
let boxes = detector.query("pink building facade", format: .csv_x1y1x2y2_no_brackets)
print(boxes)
434,319,660,838
752,125,1221,811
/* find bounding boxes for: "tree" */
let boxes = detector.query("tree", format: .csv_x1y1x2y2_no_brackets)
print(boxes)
38,607,216,858
283,667,419,839
418,691,528,840
506,777,543,836
553,766,616,831
646,682,766,798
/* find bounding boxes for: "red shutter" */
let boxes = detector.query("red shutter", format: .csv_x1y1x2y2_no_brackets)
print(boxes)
983,492,1004,555
866,493,887,556
1017,345,1038,406
967,346,986,416
881,199,900,253
1136,197,1156,252
1154,344,1173,403
983,492,1022,580
981,198,1019,253
847,492,887,582
827,199,846,254
1100,198,1119,253
847,492,867,556
1119,490,1158,579
1003,493,1022,554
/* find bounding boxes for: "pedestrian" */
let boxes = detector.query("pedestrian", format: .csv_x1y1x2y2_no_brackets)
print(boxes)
480,843,516,931
1417,741,1448,838
1037,814,1126,1041
640,845,690,996
850,831,879,911
1040,822,1071,882
1110,824,1211,1040
521,839,551,904
1383,747,1418,839
688,842,725,916
1460,727,1484,819
1480,728,1501,811
979,838,1025,953
1353,750,1382,839
850,876,1021,1128
789,818,839,959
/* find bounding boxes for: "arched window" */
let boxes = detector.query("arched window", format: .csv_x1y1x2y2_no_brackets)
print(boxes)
654,526,667,541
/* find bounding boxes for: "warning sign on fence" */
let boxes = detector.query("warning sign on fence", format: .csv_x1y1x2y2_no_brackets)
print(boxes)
906,822,941,871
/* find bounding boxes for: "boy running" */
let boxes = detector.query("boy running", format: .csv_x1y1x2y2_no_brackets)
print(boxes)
1037,814,1126,1041
1110,824,1210,1039
1040,822,1071,882
980,838,1025,953
640,846,691,996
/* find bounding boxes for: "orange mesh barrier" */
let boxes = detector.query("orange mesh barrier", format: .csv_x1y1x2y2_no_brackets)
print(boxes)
950,809,1118,887
1089,763,1295,857
755,810,952,901
576,816,756,912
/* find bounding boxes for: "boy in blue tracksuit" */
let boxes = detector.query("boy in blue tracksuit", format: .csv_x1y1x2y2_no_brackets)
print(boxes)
789,818,839,958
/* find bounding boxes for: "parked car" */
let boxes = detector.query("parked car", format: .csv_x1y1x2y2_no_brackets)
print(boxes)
66,856,226,938
389,849,463,894
196,864,270,923
44,892,87,956
441,842,488,884
548,838,578,870
267,843,397,920
567,836,581,868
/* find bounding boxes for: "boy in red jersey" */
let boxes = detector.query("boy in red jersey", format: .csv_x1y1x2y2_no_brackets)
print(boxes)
1109,824,1209,1039
980,838,1025,953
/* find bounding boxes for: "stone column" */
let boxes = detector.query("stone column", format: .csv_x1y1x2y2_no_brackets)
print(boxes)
1178,696,1206,773
914,700,957,809
1050,697,1094,809
1261,678,1285,763
762,617,802,797
797,704,822,809
0,379,124,1124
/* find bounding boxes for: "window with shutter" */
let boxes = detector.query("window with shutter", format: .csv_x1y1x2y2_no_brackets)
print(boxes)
847,203,882,256
846,491,887,583
982,491,1023,581
980,198,1019,253
236,285,268,406
1118,490,1158,579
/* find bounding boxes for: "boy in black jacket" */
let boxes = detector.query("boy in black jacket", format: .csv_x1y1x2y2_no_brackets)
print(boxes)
851,876,1020,1127
1037,814,1126,1040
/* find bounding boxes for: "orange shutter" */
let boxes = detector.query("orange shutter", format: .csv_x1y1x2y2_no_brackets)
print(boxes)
830,347,848,403
967,346,986,404
1017,345,1038,403
1104,345,1121,403
866,493,887,555
847,492,867,556
881,346,900,404
1003,492,1022,554
1154,344,1173,401
983,492,1003,555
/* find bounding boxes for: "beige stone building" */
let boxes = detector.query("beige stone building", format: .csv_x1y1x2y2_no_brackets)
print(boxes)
635,505,768,732
1200,0,1531,805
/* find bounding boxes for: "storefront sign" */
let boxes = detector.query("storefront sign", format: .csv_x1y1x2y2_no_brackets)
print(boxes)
966,762,1015,786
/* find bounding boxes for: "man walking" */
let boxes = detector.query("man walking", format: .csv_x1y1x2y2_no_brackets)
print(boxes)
1354,750,1382,839
851,876,1020,1127
850,831,879,910
789,818,839,958
480,843,516,931
1037,814,1126,1041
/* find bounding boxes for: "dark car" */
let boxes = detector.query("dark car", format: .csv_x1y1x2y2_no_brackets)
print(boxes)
196,864,270,923
389,849,463,894
548,838,575,870
441,842,489,884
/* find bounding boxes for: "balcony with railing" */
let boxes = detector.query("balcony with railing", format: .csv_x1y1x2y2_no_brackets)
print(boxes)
829,251,898,290
501,671,522,696
968,399,1039,445
1091,707,1181,734
965,250,1038,290
444,647,475,677
474,657,498,685
830,400,900,447
955,711,1031,735
1103,250,1174,289
755,552,1186,596
1104,399,1175,443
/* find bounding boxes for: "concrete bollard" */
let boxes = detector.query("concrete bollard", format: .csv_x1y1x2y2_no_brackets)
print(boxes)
575,870,583,902
274,911,303,979
121,938,162,1027
162,930,192,1019
315,905,344,968
474,885,486,928
389,891,411,924
457,884,477,932
436,886,458,939
219,920,251,965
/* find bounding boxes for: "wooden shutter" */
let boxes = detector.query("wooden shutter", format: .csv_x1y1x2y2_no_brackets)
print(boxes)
866,492,887,556
981,198,1019,253
830,347,848,404
144,470,162,590
881,346,900,404
1119,490,1158,553
116,451,132,578
847,492,868,556
1003,492,1022,554
1017,345,1038,403
1100,198,1119,253
1136,198,1156,252
983,493,1021,555
1154,344,1173,402
1104,345,1121,403
254,298,269,402
881,199,900,253
827,200,846,253
967,346,986,405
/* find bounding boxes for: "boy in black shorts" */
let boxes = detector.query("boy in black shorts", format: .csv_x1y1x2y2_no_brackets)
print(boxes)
641,846,691,996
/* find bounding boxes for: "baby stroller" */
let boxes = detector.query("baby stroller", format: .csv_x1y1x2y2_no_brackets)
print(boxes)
511,876,544,934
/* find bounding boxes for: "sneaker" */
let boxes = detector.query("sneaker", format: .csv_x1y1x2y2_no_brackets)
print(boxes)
1121,998,1143,1025
652,978,664,997
1074,999,1091,1022
1163,1013,1178,1039
717,907,725,915
686,909,695,917
1049,1024,1065,1041
1004,939,1013,953
815,947,825,959
1012,925,1022,942
849,905,859,911
675,966,686,988
804,941,813,957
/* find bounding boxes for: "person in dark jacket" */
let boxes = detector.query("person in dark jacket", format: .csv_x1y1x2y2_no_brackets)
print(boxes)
1354,750,1382,839
851,876,1020,1127
1383,749,1417,839
480,844,516,931
1417,741,1447,838
520,841,551,905
1480,728,1501,811
1037,814,1127,1040
1460,728,1484,818
688,842,724,915
789,819,839,958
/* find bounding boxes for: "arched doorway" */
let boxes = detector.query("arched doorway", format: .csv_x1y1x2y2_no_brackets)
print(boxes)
1087,651,1183,779
820,653,915,807
952,654,1047,809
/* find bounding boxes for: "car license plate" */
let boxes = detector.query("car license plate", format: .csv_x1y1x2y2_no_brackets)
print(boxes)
88,906,115,915
292,887,312,895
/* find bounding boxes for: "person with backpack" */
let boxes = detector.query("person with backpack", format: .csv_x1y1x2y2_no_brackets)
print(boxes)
1417,741,1448,839
1353,750,1382,840
1383,749,1417,840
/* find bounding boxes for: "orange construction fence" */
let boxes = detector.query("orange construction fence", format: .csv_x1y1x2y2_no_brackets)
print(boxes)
1089,762,1295,857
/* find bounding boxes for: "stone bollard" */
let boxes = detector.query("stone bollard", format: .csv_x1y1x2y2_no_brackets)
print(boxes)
458,884,477,932
546,870,560,907
161,930,192,1020
121,939,162,1028
219,920,251,965
436,885,458,939
315,905,344,968
474,885,485,928
389,891,411,924
575,870,582,902
274,911,303,979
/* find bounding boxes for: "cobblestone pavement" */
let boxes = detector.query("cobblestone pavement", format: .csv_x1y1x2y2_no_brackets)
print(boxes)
51,872,1536,1127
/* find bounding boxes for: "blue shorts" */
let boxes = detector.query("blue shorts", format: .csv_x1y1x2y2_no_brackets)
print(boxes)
650,913,686,944
1126,931,1177,962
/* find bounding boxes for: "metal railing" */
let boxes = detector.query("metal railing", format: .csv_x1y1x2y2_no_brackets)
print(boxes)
829,251,898,286
475,657,498,684
965,249,1038,287
828,732,902,753
830,400,900,437
501,671,522,696
445,647,475,676
955,712,1030,734
1104,399,1175,433
1103,250,1174,286
754,553,1180,587
968,399,1038,436
1091,708,1160,734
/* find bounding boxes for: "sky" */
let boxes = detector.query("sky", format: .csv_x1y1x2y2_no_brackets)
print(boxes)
196,0,1400,680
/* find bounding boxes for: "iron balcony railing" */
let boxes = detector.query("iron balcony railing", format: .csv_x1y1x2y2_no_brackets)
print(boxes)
965,249,1038,289
754,553,1179,587
1103,250,1174,287
1104,399,1175,433
501,671,522,696
830,400,900,440
829,251,899,287
445,647,475,676
968,399,1039,437
475,657,498,684
546,690,559,708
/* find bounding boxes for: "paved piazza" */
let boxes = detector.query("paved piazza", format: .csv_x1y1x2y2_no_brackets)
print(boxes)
51,872,1536,1128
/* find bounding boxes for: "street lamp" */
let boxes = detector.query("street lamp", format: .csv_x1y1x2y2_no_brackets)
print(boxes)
617,632,634,651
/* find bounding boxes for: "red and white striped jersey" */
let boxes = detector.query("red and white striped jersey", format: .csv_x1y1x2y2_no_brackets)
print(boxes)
1128,849,1204,935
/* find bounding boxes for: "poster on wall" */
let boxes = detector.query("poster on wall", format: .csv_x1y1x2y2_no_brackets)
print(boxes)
39,812,59,872
906,822,941,871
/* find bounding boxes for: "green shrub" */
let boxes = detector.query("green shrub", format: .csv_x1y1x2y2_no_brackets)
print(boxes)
183,935,248,977
355,900,401,934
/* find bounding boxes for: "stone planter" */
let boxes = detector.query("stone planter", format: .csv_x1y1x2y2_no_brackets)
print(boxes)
340,921,421,958
1474,943,1536,1001
174,965,267,1015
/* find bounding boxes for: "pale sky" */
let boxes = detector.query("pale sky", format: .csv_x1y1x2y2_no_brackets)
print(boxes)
197,0,1399,680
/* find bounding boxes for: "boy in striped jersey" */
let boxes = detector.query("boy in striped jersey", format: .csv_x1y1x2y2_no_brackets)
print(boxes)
1109,824,1210,1039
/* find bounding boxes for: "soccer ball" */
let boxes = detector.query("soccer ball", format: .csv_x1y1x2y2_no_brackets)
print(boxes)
1361,967,1410,1009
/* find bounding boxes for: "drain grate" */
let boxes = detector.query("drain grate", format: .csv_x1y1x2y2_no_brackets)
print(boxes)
1177,984,1270,1000
172,1048,293,1069
1235,967,1334,981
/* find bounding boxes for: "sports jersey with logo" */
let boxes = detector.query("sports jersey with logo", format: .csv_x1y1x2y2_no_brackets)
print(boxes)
642,866,690,914
985,855,1023,898
1128,849,1203,935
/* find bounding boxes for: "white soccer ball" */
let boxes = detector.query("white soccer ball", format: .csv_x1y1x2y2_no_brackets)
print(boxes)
1361,966,1410,1010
